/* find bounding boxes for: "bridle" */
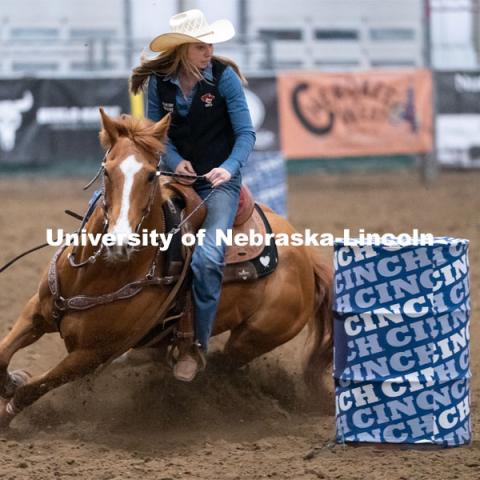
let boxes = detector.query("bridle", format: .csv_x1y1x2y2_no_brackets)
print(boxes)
68,148,160,268
46,151,216,332
67,150,214,268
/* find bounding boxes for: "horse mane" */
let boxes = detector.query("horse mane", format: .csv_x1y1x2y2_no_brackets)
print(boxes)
100,115,166,158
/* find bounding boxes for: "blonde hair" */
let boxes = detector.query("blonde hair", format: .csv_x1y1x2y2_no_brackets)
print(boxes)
130,44,247,94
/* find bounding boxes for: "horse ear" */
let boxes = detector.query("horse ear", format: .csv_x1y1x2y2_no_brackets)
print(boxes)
153,113,171,143
99,107,118,148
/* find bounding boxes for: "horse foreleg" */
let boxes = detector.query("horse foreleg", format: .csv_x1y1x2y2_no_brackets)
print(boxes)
0,349,106,429
0,294,47,399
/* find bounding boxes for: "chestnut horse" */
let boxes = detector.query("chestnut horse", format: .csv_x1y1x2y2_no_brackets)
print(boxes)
0,110,333,428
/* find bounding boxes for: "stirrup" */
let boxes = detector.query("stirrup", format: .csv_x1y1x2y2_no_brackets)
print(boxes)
166,326,195,368
166,344,179,369
192,343,207,370
166,340,205,369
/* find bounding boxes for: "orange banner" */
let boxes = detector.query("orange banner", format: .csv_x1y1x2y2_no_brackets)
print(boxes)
277,69,433,158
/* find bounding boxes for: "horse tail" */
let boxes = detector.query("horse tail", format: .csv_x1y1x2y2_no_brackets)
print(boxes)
303,249,334,392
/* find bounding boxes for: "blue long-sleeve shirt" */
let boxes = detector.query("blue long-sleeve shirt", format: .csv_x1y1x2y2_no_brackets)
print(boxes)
146,62,256,177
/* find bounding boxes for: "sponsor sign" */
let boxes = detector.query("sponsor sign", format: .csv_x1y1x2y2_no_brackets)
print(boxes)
334,237,471,445
242,150,287,217
243,77,286,216
0,78,129,166
245,78,280,152
436,71,480,168
278,69,433,158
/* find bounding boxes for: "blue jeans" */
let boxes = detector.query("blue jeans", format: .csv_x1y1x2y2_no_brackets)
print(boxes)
191,173,242,350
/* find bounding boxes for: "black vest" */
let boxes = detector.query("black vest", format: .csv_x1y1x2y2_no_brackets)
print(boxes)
156,60,235,175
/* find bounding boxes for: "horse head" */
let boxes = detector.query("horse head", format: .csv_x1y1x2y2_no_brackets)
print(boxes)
98,108,171,261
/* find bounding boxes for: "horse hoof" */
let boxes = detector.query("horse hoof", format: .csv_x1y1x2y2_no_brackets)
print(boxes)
4,370,31,399
0,398,15,430
10,370,31,386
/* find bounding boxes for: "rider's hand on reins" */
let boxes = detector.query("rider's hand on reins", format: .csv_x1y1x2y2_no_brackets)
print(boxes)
174,160,197,185
205,167,231,188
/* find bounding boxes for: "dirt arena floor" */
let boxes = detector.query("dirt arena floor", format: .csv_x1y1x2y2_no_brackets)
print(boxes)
0,170,479,479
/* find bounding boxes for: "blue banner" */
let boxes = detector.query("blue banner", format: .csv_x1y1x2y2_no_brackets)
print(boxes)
242,150,287,217
333,238,471,446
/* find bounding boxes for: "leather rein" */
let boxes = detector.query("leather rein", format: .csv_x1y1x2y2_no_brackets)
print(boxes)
7,152,214,332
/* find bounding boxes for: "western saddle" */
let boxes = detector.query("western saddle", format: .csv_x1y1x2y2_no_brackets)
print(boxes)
160,179,278,351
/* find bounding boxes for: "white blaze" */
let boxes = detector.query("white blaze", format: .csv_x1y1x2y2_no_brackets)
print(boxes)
110,155,142,239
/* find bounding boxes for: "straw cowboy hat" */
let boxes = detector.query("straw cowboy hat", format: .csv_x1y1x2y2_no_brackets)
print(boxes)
149,9,235,52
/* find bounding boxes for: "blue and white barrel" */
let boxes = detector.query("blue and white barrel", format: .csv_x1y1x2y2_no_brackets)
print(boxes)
333,237,471,446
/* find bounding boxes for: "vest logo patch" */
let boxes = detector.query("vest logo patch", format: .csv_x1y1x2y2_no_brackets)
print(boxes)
162,102,174,112
200,93,215,107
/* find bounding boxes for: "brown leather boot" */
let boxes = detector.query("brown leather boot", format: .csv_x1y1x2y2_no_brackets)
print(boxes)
173,345,206,382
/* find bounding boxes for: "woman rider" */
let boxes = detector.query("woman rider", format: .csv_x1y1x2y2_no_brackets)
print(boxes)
130,9,255,381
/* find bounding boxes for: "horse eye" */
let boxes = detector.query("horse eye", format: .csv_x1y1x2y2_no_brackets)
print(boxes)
147,171,156,183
